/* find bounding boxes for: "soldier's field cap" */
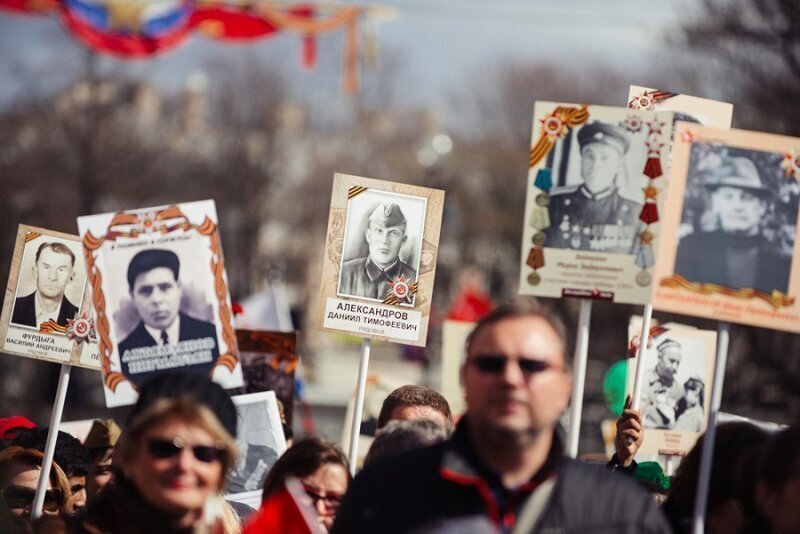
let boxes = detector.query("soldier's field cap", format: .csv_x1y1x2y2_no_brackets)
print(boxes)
656,338,681,353
578,122,630,154
705,157,770,196
369,203,407,227
83,419,122,450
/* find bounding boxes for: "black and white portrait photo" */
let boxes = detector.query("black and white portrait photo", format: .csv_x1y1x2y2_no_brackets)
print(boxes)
673,144,797,294
640,336,708,433
10,237,85,331
543,119,654,254
337,189,427,305
110,245,220,388
228,391,287,497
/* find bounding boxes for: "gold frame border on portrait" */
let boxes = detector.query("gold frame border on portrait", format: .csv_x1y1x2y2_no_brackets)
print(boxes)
316,173,445,347
0,224,100,370
652,124,800,333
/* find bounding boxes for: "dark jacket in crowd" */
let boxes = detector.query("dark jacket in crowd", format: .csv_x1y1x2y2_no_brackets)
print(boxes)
332,418,671,533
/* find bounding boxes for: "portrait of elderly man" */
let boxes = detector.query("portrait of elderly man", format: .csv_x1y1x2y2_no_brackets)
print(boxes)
117,248,219,387
339,202,417,301
545,121,643,254
674,156,791,294
11,241,80,329
641,338,685,430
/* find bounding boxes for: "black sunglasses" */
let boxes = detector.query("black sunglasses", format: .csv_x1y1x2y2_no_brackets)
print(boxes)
147,437,225,463
302,484,344,510
470,355,560,375
1,485,63,512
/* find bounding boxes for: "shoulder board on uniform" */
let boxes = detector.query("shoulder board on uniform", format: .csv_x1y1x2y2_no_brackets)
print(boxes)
617,188,644,204
549,185,580,197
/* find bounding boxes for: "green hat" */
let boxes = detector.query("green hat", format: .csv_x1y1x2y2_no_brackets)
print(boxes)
369,203,407,228
633,461,671,492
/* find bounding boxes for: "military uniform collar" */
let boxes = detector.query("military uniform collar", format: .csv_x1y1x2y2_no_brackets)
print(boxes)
365,256,401,281
579,184,615,201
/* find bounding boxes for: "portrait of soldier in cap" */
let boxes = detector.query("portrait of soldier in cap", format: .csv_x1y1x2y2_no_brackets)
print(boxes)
641,338,686,430
339,201,419,303
674,155,792,294
117,248,220,388
544,121,643,254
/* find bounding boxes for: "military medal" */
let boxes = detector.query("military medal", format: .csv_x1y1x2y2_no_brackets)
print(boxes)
66,313,97,344
532,232,546,246
636,270,652,287
527,272,541,286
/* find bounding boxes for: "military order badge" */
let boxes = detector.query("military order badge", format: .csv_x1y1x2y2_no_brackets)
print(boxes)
652,124,800,333
318,173,444,346
520,102,674,304
627,85,733,131
77,200,243,407
0,225,101,370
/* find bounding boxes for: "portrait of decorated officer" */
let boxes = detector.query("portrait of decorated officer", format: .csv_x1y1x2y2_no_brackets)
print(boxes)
544,121,643,254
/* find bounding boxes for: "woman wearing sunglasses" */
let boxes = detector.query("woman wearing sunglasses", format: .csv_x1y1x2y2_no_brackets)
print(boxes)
77,374,240,533
256,437,351,531
0,446,72,532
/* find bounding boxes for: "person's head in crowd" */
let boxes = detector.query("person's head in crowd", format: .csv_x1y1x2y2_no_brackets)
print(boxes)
577,122,630,194
78,373,238,533
707,156,771,238
262,437,350,530
127,248,183,331
13,427,90,515
364,203,409,270
665,421,769,534
462,300,571,449
33,242,76,303
0,417,35,451
83,419,121,502
376,385,453,432
655,338,682,383
755,425,800,534
0,446,71,531
363,419,449,468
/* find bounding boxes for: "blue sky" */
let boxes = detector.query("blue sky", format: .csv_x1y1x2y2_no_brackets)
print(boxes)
0,0,693,115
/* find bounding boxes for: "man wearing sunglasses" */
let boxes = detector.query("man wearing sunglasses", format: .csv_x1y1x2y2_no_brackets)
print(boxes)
333,302,670,533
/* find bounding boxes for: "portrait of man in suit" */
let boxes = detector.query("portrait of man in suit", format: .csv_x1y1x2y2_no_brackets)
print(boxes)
117,248,219,387
11,242,80,329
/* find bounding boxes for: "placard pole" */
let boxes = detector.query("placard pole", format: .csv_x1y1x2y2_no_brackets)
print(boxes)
630,304,653,411
691,321,730,534
31,363,71,520
347,338,371,476
566,299,592,458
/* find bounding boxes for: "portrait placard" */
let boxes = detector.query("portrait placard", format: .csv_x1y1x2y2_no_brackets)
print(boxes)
627,86,733,130
317,173,445,346
519,102,674,305
229,329,297,427
228,391,287,502
627,316,717,456
0,225,101,370
652,124,800,332
77,200,243,407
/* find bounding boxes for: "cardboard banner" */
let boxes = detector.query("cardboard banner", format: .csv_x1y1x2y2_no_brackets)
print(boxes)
0,225,100,370
230,329,297,427
652,124,800,332
627,316,717,456
77,200,243,407
627,86,733,130
228,391,287,508
520,102,674,305
317,173,445,346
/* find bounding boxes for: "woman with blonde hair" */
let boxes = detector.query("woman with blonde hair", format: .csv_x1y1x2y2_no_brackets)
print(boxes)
77,373,240,534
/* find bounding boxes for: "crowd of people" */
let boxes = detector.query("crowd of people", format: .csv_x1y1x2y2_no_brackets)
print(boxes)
1,302,798,533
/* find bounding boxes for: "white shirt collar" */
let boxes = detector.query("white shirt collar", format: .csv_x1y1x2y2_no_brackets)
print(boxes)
34,291,62,329
144,315,181,346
